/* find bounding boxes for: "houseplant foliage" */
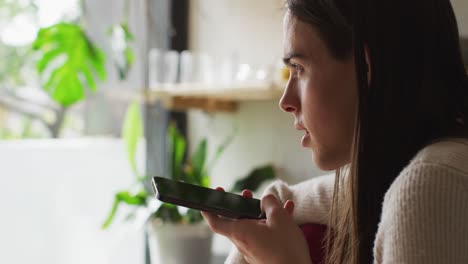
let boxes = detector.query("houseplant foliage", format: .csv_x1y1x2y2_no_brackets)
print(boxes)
2,0,135,138
102,101,276,228
102,100,232,227
0,2,110,138
230,165,275,193
33,22,106,107
102,101,277,263
33,0,136,108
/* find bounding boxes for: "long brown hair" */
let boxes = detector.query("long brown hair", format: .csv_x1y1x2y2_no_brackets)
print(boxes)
285,0,468,263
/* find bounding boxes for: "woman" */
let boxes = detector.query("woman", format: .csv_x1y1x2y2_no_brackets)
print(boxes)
201,0,468,263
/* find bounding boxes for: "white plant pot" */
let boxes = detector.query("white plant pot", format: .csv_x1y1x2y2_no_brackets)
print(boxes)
147,219,213,264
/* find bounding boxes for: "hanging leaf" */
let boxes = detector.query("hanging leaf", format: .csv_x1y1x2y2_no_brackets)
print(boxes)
116,190,148,205
231,165,276,193
33,23,106,107
122,101,143,179
102,190,148,229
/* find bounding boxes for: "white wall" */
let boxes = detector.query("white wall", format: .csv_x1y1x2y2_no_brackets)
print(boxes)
452,0,468,36
0,139,145,264
189,0,284,66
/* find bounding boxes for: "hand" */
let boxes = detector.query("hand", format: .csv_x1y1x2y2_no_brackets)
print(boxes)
201,187,311,264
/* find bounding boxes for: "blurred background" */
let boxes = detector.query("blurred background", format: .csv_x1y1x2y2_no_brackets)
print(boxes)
0,0,467,263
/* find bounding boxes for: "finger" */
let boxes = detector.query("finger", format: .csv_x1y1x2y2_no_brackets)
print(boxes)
201,211,235,237
215,186,225,192
283,200,294,215
261,194,285,225
241,189,253,198
260,194,281,213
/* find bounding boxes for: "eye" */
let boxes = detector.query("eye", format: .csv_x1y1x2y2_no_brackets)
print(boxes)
290,63,304,76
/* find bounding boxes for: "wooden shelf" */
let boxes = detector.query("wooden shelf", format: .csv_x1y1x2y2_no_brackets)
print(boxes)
144,82,285,112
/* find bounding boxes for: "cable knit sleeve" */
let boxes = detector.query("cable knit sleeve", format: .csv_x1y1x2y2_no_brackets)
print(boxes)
262,174,335,225
374,162,468,264
224,174,335,264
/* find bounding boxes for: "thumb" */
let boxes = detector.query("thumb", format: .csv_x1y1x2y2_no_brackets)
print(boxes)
261,194,285,225
284,200,295,215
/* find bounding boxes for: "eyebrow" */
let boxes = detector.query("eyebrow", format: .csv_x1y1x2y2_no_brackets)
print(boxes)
282,52,307,65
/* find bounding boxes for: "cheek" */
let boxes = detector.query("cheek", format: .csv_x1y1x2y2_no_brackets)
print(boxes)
313,62,356,128
301,74,339,136
300,67,356,168
300,80,335,157
304,92,336,144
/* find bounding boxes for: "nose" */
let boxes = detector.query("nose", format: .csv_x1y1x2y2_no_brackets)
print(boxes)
279,80,299,113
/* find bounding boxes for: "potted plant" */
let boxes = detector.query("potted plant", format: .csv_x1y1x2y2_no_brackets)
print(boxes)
102,101,276,263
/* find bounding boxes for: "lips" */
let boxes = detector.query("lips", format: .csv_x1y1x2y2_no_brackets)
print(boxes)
301,130,310,147
295,122,310,147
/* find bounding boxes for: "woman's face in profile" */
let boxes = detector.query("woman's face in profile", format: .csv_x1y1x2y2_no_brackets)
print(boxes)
279,11,358,171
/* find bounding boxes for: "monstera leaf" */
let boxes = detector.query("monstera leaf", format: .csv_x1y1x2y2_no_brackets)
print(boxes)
33,23,106,107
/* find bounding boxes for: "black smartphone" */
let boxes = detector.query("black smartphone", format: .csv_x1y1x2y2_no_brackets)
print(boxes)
152,176,266,219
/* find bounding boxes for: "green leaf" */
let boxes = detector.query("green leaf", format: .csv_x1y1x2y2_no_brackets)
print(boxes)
122,101,144,179
125,47,135,65
184,209,203,223
37,48,65,73
81,64,96,91
153,203,183,223
167,123,186,181
33,23,106,107
200,173,210,188
116,190,148,205
102,190,148,229
191,139,207,184
102,197,119,229
121,23,135,40
231,165,276,193
182,164,196,184
50,68,85,106
87,44,106,80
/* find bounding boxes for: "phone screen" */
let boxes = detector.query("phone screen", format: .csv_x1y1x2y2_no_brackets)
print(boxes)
152,176,265,219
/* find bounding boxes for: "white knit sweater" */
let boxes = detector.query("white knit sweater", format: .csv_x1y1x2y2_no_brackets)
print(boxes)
225,139,468,263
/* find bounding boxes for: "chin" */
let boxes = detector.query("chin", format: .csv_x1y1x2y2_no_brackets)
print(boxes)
312,151,345,171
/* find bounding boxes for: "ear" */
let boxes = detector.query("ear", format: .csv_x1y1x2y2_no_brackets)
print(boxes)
364,43,371,85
